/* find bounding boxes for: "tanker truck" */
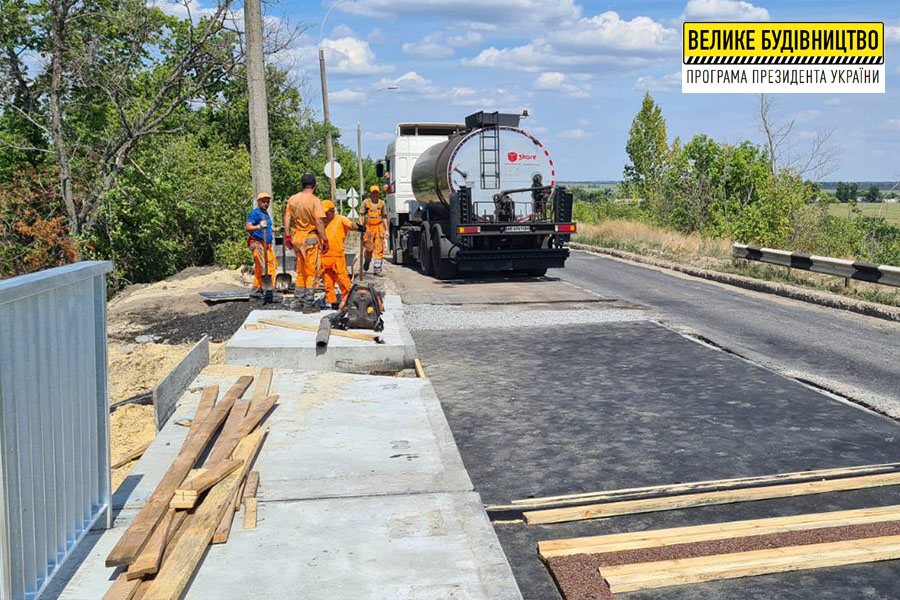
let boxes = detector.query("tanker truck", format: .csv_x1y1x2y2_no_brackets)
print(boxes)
379,111,575,279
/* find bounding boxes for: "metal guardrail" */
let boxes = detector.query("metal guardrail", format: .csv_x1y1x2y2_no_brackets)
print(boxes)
0,262,113,600
733,244,900,287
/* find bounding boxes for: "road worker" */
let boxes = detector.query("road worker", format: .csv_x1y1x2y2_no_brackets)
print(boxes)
321,200,365,309
360,184,388,275
245,192,279,298
284,174,329,312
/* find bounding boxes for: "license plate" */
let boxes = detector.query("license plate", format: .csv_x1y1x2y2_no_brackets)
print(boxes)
504,225,530,233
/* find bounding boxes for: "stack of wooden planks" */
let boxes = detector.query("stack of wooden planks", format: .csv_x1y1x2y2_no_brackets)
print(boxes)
103,368,277,600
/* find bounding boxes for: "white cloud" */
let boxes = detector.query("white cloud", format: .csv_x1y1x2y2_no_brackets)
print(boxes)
365,132,395,141
341,0,580,28
148,0,214,20
331,24,355,38
560,128,591,139
793,109,823,122
402,31,482,59
549,11,677,54
681,0,770,22
331,89,367,103
322,37,393,75
463,40,651,72
534,71,590,98
886,26,900,44
367,27,387,44
886,118,900,129
454,20,499,31
635,71,681,92
823,98,841,106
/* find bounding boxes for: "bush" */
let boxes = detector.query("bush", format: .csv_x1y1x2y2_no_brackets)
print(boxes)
214,239,252,269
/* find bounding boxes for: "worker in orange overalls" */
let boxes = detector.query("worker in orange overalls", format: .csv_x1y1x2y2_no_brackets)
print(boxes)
245,191,279,298
284,174,328,312
321,200,365,309
360,185,388,276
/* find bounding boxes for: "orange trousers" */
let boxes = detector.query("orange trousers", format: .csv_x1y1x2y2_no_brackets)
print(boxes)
294,238,321,289
250,241,277,289
363,224,386,260
321,255,351,304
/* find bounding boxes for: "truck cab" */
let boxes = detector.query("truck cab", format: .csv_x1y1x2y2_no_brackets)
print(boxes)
384,122,464,229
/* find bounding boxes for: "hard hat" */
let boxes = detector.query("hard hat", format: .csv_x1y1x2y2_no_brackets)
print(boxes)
369,185,380,193
321,200,335,212
256,191,272,201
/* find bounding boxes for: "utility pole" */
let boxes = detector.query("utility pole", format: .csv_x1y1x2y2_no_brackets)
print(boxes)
357,123,364,207
244,0,272,208
319,48,338,211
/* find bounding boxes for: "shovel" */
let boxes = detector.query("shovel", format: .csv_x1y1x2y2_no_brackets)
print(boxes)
261,226,274,304
275,229,293,292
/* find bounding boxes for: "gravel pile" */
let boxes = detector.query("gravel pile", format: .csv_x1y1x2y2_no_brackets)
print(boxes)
403,305,648,332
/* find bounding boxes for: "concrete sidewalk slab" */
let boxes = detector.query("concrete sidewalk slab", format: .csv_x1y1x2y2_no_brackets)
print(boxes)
45,493,521,600
225,296,414,372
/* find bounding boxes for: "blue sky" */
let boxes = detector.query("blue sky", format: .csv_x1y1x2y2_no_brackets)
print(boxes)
265,0,900,180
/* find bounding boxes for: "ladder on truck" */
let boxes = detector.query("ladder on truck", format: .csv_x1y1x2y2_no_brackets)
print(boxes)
479,115,501,190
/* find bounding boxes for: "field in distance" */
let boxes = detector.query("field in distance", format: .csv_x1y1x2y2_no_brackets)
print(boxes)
827,202,900,226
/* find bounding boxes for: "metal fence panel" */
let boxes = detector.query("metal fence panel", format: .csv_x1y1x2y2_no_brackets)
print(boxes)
0,262,112,600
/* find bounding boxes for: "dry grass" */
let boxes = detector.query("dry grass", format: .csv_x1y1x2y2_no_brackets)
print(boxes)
574,218,900,309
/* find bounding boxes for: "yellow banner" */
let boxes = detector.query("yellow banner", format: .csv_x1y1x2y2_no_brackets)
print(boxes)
683,22,884,58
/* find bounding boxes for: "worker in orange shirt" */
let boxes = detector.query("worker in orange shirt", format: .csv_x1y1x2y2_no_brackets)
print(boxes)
284,174,328,312
360,185,388,276
245,191,279,298
321,200,365,309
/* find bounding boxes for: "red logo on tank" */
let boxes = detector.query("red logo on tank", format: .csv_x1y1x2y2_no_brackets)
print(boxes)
507,151,519,163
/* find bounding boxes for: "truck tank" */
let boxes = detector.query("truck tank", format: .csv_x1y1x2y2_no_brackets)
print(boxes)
410,114,556,220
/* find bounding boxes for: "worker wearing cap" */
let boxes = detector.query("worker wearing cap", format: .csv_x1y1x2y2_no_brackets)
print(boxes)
284,174,329,311
245,192,279,297
360,185,388,275
321,200,365,309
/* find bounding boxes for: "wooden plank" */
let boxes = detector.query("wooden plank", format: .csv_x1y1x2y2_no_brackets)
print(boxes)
524,472,900,525
539,504,900,558
103,572,142,600
112,442,152,469
414,359,426,379
236,395,278,440
602,535,900,594
212,486,241,544
244,323,266,330
169,460,243,509
105,377,252,567
204,401,251,464
142,429,267,600
192,385,219,424
242,497,258,530
173,418,192,428
244,471,260,499
251,367,273,402
258,318,381,342
126,509,176,580
511,462,900,508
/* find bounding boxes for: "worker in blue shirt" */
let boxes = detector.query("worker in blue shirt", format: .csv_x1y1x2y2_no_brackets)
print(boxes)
245,192,280,297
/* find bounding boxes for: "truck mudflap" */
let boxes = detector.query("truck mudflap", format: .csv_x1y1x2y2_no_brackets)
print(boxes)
453,248,570,272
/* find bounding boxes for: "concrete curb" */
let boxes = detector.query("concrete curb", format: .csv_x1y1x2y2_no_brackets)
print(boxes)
569,242,900,323
152,334,210,429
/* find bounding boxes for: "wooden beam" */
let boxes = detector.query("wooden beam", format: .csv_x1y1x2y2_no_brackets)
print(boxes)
169,460,243,509
102,573,142,600
258,318,381,342
539,504,900,558
251,367,273,402
105,377,252,567
112,442,152,469
205,401,251,464
414,359,426,379
126,509,176,580
193,385,219,424
142,429,268,600
244,471,260,500
524,472,900,525
602,535,900,594
511,462,900,508
242,497,258,530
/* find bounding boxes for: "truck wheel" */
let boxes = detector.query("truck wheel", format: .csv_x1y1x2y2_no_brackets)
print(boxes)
431,227,458,280
527,268,548,277
391,227,403,265
419,225,434,276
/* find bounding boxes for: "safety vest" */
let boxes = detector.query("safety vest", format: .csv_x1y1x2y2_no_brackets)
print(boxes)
364,199,384,227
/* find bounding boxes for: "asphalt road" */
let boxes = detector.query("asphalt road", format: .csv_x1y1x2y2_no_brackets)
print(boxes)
558,250,900,414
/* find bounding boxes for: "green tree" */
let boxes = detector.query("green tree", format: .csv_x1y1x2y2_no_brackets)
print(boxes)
835,182,859,204
865,184,881,203
623,92,668,202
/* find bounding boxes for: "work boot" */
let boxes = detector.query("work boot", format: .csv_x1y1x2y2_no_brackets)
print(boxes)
374,259,383,276
249,287,263,298
330,302,340,310
363,257,371,272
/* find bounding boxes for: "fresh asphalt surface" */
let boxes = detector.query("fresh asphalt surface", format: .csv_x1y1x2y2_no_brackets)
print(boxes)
391,252,900,600
560,250,900,411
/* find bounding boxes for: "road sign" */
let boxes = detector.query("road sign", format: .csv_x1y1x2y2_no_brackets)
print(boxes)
347,187,359,207
324,161,342,179
335,188,347,201
348,206,358,219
